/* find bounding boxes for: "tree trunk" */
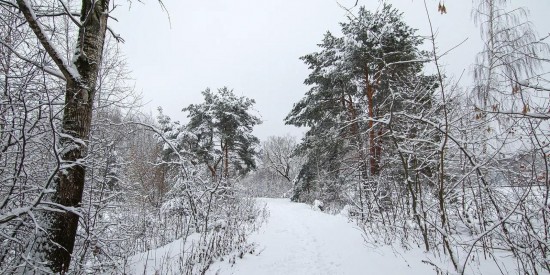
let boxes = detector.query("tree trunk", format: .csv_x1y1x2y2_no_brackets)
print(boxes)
224,140,229,179
44,1,110,272
208,164,217,179
365,67,379,176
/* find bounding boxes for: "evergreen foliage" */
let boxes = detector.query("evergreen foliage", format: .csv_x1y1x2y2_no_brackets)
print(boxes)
286,4,437,202
184,87,262,180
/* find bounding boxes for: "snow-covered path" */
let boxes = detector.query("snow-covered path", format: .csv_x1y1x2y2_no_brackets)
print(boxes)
207,198,433,275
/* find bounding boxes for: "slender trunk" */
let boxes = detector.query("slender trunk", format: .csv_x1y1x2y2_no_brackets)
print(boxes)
224,140,229,179
208,165,217,180
389,115,429,251
423,0,457,269
365,67,379,176
481,0,494,155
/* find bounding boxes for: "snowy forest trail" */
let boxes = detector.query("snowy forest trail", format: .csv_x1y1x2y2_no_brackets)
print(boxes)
207,198,432,275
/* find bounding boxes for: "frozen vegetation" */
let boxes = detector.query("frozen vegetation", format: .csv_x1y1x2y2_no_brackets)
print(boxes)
130,198,531,274
1,0,550,274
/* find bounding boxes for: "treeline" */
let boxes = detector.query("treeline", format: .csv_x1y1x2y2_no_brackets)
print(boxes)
0,1,263,273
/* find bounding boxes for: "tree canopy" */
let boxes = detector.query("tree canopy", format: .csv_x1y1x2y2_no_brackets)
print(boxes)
184,87,262,180
286,4,437,201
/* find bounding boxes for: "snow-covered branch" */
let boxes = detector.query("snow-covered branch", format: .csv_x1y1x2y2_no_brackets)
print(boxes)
477,106,550,120
515,79,550,92
15,0,80,83
0,39,66,80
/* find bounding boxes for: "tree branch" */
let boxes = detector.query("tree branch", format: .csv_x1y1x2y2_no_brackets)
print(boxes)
0,0,17,8
0,39,66,80
479,108,550,119
15,0,80,82
57,0,81,27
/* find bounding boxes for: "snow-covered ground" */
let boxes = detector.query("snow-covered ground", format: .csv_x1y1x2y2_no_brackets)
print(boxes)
128,198,526,274
207,198,434,275
126,232,201,274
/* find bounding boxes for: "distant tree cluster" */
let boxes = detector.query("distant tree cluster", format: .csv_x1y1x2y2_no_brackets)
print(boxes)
287,2,550,274
242,135,304,198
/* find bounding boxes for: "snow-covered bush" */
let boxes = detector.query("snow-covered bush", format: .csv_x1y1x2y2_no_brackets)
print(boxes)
126,197,267,275
313,200,324,211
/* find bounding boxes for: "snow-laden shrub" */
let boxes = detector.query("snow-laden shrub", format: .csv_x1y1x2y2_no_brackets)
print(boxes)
126,197,268,275
181,198,267,274
313,200,324,211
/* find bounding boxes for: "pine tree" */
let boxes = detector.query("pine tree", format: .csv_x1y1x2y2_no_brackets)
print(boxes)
286,4,437,202
184,87,261,181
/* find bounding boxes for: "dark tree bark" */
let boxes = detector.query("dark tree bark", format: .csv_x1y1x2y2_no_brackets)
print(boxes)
365,67,379,176
50,2,110,272
16,0,110,272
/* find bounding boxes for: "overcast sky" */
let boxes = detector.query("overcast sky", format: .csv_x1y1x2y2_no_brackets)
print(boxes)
112,0,550,141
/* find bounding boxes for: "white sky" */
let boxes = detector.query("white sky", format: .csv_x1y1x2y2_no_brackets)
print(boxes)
112,0,550,141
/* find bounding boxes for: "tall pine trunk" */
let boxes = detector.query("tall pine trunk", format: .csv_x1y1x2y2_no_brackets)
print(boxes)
224,140,229,179
365,67,379,176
